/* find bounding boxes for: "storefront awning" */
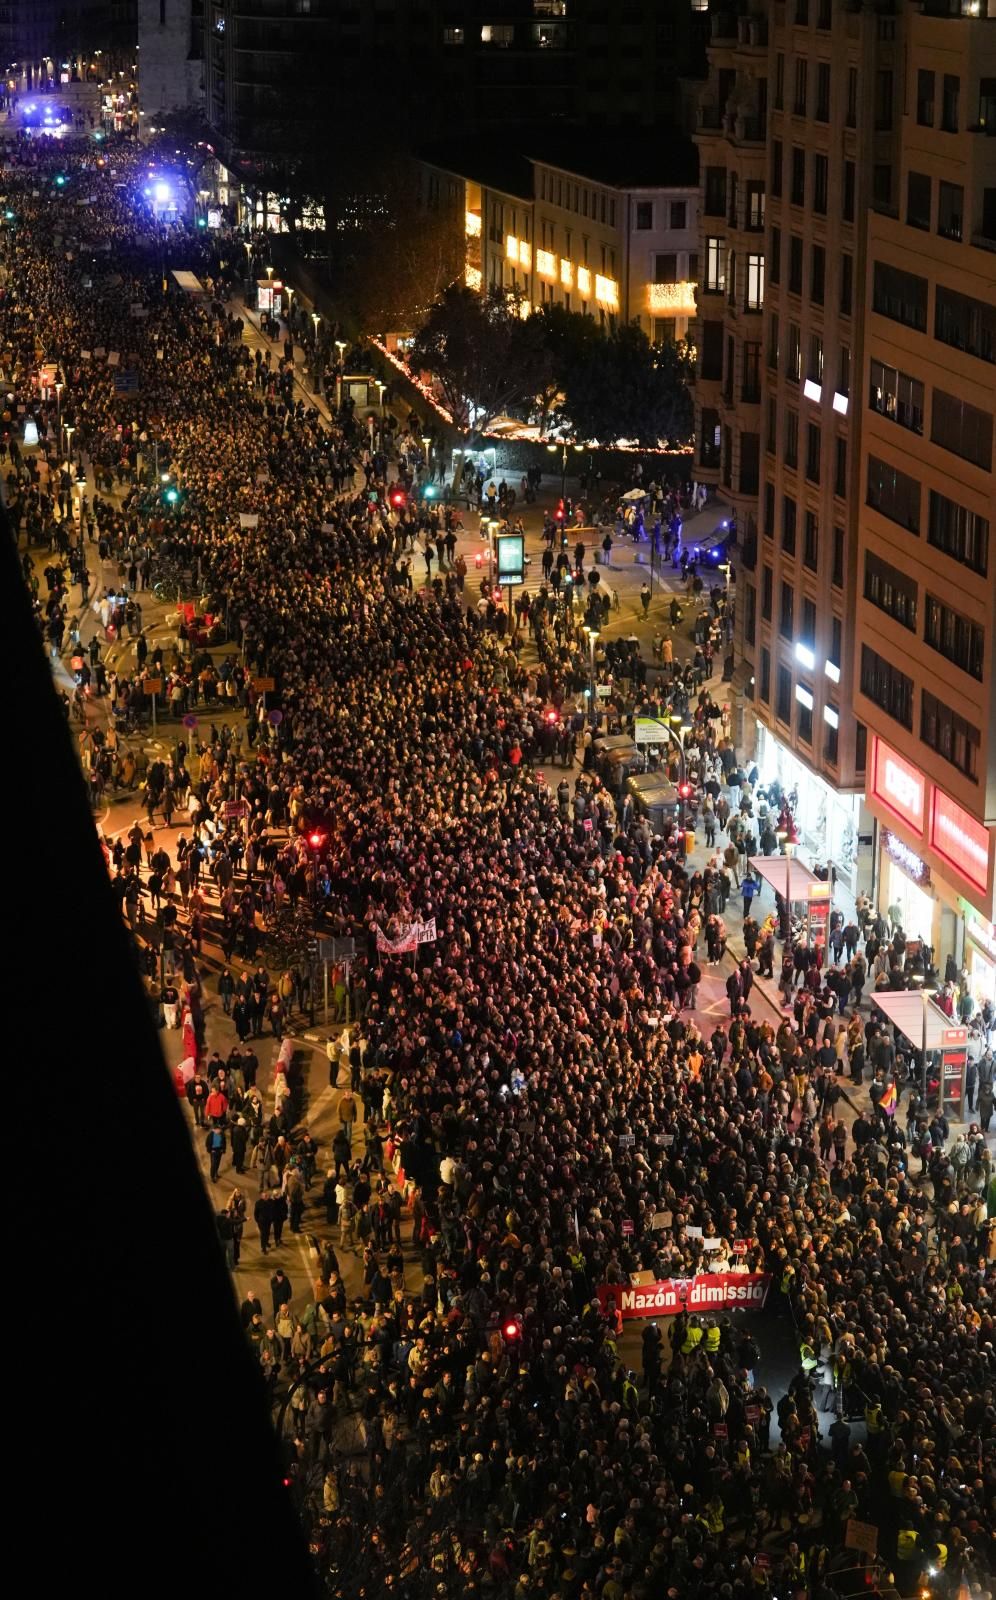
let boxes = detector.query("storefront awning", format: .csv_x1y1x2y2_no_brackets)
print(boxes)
748,855,824,903
869,990,955,1051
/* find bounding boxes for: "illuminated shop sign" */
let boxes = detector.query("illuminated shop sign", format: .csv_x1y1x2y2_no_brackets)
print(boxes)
930,789,991,898
869,737,925,836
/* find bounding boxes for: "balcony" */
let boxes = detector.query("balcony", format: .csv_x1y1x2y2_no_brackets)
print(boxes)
738,14,769,48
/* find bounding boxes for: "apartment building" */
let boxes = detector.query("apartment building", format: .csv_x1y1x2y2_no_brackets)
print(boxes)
853,0,996,994
138,0,202,128
421,136,700,337
692,5,769,734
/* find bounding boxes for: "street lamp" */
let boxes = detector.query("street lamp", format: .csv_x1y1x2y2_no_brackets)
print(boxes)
64,423,74,467
776,827,797,944
54,379,64,451
584,624,600,726
334,339,346,410
546,438,583,502
265,264,273,282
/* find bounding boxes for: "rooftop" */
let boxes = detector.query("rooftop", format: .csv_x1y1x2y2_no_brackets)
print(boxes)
419,126,698,200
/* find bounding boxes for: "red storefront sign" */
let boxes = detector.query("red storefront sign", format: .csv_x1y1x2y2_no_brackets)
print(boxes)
869,737,925,836
597,1271,771,1321
930,789,991,899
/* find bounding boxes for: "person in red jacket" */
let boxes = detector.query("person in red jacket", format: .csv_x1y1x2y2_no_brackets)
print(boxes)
206,1085,228,1126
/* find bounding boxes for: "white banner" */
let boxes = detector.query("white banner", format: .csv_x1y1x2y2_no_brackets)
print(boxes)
376,917,438,955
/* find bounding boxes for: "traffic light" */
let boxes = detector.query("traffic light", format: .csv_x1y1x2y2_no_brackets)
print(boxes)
390,490,406,508
677,781,693,801
502,1319,522,1343
54,175,66,187
164,487,179,504
308,829,326,851
423,484,436,498
554,506,564,522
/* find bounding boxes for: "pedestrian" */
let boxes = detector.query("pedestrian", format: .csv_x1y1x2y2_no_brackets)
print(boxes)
270,1267,292,1319
205,1125,226,1183
254,1189,274,1253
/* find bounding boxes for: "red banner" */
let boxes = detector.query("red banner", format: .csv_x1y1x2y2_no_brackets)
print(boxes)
598,1271,771,1320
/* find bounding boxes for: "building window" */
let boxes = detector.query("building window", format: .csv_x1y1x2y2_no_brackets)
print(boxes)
907,171,931,231
840,252,853,316
766,399,777,454
838,344,851,397
873,261,927,333
864,550,918,631
760,647,771,705
937,181,964,242
797,690,814,747
705,167,727,216
670,200,687,229
635,201,653,230
767,313,779,370
931,390,994,471
866,454,921,533
775,52,784,110
860,645,913,731
825,705,839,764
654,253,677,283
776,665,793,725
443,26,464,44
846,66,858,128
728,172,739,228
762,564,773,621
808,333,823,384
924,594,984,681
704,237,726,293
873,164,892,209
802,599,816,652
788,235,803,295
771,141,782,199
921,691,980,783
746,254,764,311
779,582,795,640
768,226,780,284
481,23,514,46
874,69,894,131
843,161,855,222
935,286,994,363
785,408,799,469
810,244,825,306
786,322,801,384
832,526,844,589
868,360,924,434
803,511,819,571
917,68,935,126
794,58,808,117
791,147,806,207
747,183,765,231
745,581,757,647
782,494,797,556
834,436,847,498
812,155,828,215
927,490,989,576
978,77,996,131
743,341,761,404
805,423,821,484
815,62,830,122
942,73,960,133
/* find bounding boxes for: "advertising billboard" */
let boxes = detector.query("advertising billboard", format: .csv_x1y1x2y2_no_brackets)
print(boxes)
869,736,925,837
496,533,525,586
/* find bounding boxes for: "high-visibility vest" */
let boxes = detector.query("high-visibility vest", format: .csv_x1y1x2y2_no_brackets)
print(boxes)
897,1529,919,1560
780,1268,795,1294
705,1326,721,1353
800,1343,818,1372
622,1380,638,1410
888,1470,907,1498
865,1404,884,1433
681,1325,703,1354
935,1543,948,1570
706,1502,725,1535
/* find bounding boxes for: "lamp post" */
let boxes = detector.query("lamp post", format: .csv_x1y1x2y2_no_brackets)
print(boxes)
913,976,930,1108
64,422,74,470
584,625,600,727
334,339,346,410
667,715,691,848
55,379,64,454
776,828,796,942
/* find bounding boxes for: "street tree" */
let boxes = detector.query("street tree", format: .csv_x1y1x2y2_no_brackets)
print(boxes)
558,321,694,448
409,286,553,490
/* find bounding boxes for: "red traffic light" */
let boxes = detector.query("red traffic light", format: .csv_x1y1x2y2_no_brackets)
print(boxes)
546,710,558,723
308,830,325,849
390,490,406,507
554,508,564,521
677,782,692,800
502,1318,521,1342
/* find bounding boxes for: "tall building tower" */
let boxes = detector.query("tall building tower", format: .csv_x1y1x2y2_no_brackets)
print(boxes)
137,0,202,130
692,5,769,742
854,0,996,988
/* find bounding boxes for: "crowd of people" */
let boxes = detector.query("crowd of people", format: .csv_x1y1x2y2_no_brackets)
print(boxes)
5,136,995,1600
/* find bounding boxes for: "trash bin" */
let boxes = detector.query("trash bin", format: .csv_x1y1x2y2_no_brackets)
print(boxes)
684,830,696,856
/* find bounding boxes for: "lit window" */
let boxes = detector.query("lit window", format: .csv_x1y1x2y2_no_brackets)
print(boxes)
481,23,514,46
536,249,556,279
746,253,764,311
518,239,531,269
560,258,573,287
443,27,464,44
506,234,519,261
465,210,481,237
595,274,618,308
465,264,482,291
577,266,592,297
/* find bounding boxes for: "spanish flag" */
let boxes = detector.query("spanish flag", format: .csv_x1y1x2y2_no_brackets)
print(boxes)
880,1081,897,1118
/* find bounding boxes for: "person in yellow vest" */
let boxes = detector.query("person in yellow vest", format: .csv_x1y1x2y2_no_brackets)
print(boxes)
704,1495,725,1535
799,1339,818,1374
705,1317,721,1355
621,1370,639,1412
897,1526,920,1563
681,1317,704,1355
